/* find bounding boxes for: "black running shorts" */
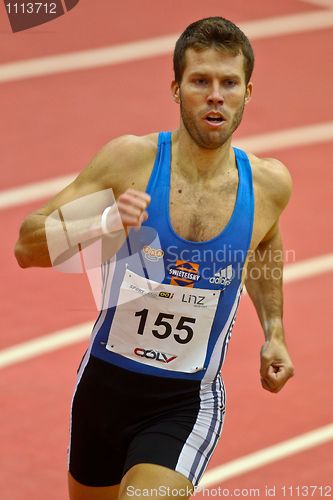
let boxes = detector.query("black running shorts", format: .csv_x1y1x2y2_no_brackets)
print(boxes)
68,355,225,487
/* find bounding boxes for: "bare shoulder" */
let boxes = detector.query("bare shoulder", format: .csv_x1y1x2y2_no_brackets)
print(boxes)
34,133,158,216
79,132,159,190
99,133,158,164
246,152,292,210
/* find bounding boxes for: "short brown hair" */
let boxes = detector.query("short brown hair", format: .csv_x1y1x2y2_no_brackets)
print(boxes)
173,17,254,84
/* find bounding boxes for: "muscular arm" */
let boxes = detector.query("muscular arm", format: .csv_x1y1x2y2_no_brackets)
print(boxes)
246,223,294,392
14,135,153,268
245,157,294,393
246,222,284,341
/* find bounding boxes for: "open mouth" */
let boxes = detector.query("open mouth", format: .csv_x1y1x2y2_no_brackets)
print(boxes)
204,113,225,126
206,117,224,124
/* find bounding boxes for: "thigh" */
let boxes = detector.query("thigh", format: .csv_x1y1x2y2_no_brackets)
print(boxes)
68,357,130,487
119,464,194,500
122,375,225,488
68,472,120,500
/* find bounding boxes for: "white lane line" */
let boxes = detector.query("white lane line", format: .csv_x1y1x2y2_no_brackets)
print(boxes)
283,253,333,282
0,322,92,369
2,121,333,211
0,174,76,210
299,0,333,8
242,253,333,296
1,252,333,369
233,121,333,154
1,10,333,84
200,423,333,486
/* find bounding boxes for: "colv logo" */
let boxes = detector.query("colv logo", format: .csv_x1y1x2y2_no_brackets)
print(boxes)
209,265,233,286
134,348,177,363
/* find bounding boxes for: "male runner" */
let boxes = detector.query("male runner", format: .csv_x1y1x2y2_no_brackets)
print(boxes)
15,17,294,500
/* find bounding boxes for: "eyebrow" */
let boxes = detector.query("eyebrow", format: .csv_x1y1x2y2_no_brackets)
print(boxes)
188,71,241,80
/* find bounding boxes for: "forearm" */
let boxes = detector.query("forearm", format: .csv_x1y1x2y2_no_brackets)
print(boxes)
15,211,105,268
245,227,285,341
15,188,149,270
246,228,294,392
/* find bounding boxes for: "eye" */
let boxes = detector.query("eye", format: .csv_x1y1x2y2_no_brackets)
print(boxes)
194,78,208,86
224,79,237,88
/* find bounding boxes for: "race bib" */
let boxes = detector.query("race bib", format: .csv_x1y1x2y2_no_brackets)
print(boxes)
106,269,220,373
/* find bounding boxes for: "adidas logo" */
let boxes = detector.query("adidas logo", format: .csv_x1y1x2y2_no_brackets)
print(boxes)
209,265,233,286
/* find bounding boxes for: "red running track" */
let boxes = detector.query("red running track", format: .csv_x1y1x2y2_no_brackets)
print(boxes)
1,1,333,498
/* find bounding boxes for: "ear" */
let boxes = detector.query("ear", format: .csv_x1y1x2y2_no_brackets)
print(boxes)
244,81,253,105
171,80,180,104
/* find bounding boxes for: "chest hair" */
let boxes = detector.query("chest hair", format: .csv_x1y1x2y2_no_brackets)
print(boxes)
169,169,239,242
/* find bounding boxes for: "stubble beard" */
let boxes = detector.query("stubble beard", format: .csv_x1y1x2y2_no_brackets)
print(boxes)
180,97,246,150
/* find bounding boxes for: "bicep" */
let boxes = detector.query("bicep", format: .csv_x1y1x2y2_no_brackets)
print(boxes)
35,176,107,218
34,134,145,217
34,143,118,217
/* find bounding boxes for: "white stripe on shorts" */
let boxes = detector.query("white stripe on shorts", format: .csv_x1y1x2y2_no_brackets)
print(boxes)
175,375,225,485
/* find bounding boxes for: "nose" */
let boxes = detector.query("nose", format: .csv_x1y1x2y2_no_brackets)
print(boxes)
207,83,224,106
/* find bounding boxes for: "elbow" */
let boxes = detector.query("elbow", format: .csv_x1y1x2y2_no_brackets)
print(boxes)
14,237,52,268
14,215,52,268
14,241,31,268
15,218,33,268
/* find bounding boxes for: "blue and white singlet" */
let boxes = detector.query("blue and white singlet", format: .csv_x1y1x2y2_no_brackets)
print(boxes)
89,131,254,382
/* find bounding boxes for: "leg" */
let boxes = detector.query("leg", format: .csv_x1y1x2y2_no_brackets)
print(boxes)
117,375,225,499
68,358,130,498
68,472,120,500
119,464,194,500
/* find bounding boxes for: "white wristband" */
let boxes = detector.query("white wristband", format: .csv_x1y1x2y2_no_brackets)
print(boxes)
101,204,123,235
101,206,112,235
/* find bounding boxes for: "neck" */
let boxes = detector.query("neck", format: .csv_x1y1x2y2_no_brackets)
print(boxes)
171,126,235,181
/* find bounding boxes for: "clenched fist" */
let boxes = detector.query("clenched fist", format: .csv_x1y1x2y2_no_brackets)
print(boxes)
260,338,294,393
116,188,151,229
101,189,151,235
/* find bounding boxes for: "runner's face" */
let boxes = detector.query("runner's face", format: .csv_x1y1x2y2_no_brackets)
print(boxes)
173,48,252,149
